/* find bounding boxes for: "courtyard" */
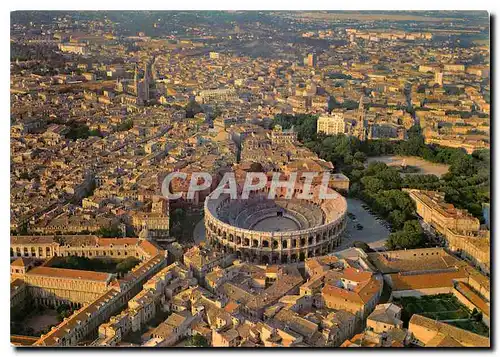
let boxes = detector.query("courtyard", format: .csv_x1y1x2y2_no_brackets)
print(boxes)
11,303,73,337
48,255,140,275
393,294,489,337
24,309,60,335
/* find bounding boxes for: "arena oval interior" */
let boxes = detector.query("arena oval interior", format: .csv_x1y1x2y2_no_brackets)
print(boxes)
204,185,348,264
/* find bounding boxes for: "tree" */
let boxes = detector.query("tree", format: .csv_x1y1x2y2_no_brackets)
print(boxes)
170,208,187,238
88,128,103,137
186,100,203,118
360,176,385,193
56,304,71,314
171,208,186,223
386,220,425,250
56,303,73,321
117,119,133,132
248,162,264,172
66,123,91,140
98,225,123,238
374,168,402,190
115,257,140,274
185,335,209,347
471,308,483,322
388,210,406,230
364,162,389,176
353,151,367,163
212,105,222,119
349,169,364,183
352,241,373,252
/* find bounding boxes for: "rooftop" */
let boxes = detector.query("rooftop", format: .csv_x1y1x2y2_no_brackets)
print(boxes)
27,266,113,282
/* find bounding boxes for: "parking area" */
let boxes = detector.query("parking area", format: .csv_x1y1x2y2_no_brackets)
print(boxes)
338,198,391,251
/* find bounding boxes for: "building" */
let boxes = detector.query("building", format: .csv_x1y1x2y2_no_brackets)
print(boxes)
409,314,489,347
317,113,345,135
405,189,489,273
183,245,234,280
305,53,317,67
320,269,383,321
95,262,197,346
148,310,199,346
366,303,403,333
197,88,237,104
406,189,480,233
10,235,168,347
354,97,367,141
434,71,444,86
341,303,408,347
204,185,347,264
271,125,298,145
301,256,383,322
58,43,89,55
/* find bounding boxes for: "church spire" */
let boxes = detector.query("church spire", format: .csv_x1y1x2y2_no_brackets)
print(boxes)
143,60,150,102
358,95,364,114
357,96,366,141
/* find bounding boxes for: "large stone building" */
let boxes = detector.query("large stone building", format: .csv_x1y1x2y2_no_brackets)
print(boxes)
204,184,347,264
10,235,168,347
366,303,403,334
183,245,234,280
270,125,298,145
406,190,480,233
405,189,490,273
58,43,89,55
196,88,237,104
363,247,490,328
317,113,345,135
94,262,197,346
22,266,114,307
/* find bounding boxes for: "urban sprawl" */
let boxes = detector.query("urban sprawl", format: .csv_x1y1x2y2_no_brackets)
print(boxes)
10,11,490,348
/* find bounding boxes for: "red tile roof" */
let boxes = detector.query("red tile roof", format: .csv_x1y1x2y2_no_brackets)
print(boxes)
27,266,112,282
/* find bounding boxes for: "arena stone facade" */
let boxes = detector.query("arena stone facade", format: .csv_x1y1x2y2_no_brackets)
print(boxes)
204,187,348,264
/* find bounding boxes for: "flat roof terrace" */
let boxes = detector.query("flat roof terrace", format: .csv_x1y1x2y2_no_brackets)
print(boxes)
366,248,462,274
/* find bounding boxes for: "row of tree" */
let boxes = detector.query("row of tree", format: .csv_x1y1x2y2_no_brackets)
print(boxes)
50,256,140,275
272,114,490,249
273,114,489,221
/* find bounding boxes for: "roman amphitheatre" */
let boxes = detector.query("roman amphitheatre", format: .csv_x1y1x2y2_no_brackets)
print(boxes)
204,185,348,265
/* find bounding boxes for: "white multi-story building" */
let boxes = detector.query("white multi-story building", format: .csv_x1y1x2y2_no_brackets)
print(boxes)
317,113,345,135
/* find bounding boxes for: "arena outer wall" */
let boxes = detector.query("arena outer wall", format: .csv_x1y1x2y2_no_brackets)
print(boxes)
204,185,348,264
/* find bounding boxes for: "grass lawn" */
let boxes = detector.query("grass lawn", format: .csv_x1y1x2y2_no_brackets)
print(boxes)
422,309,469,320
447,320,490,337
394,293,489,337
